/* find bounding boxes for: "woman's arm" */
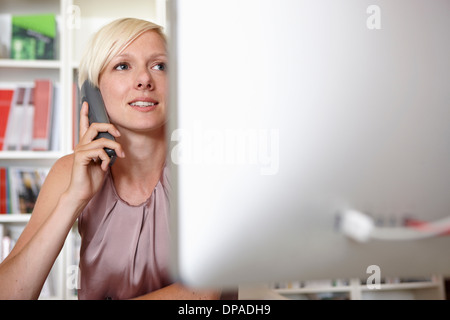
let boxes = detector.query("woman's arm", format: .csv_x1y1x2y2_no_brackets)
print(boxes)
133,283,222,300
0,156,81,299
0,102,124,299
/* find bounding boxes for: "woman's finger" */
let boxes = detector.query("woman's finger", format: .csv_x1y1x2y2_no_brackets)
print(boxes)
79,101,90,142
78,101,121,145
74,147,112,171
79,124,119,144
75,137,125,159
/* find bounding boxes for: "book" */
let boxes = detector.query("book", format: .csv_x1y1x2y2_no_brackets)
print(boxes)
0,224,4,260
1,80,57,151
1,232,11,262
0,224,24,262
8,167,49,214
0,87,15,150
10,13,56,60
0,14,11,59
3,85,35,151
21,87,35,150
32,79,53,151
0,167,7,214
49,83,61,151
3,86,23,151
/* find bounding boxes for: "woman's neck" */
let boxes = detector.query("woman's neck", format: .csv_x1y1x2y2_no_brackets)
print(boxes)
109,126,167,205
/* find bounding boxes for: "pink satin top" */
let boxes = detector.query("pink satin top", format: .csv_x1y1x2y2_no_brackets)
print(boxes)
77,166,173,300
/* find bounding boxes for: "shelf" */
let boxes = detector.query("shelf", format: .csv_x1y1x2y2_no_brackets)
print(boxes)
271,276,445,300
274,280,440,294
359,280,440,292
275,285,351,295
0,59,61,69
0,151,64,159
0,151,64,167
0,214,31,223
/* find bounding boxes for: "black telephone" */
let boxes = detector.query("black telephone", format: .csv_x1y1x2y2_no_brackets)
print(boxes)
80,81,117,166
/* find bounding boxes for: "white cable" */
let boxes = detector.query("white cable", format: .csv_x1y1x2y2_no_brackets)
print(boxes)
340,210,450,242
371,216,450,241
340,210,374,242
370,226,441,241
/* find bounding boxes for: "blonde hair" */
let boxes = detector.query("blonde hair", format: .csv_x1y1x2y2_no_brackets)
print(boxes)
78,18,165,87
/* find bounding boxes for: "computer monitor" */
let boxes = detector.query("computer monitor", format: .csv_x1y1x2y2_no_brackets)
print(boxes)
167,0,450,288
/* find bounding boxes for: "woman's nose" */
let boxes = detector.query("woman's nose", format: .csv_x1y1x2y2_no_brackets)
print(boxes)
135,69,153,90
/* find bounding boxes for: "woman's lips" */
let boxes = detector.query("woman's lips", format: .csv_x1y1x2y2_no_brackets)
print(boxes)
129,99,158,111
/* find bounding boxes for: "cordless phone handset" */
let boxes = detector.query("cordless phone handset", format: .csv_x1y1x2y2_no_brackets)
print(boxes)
80,81,117,166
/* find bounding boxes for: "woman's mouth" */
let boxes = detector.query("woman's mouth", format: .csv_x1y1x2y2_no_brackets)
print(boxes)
130,101,156,107
129,100,158,111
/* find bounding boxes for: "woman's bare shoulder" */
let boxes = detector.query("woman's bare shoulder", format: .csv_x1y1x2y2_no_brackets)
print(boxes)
33,153,75,212
40,154,74,194
50,153,74,175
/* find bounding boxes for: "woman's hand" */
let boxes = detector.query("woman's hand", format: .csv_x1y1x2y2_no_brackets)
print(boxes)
66,101,125,204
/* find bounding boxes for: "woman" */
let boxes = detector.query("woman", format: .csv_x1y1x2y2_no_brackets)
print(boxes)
0,18,220,300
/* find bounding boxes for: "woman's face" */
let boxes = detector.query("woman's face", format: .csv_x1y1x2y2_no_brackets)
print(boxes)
99,30,167,134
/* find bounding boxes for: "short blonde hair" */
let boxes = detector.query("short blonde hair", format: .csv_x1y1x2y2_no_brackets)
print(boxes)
78,18,165,87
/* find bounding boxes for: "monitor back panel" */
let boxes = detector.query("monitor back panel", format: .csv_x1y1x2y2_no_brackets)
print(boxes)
168,0,450,287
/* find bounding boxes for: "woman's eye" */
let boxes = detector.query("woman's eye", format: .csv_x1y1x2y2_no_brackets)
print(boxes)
152,63,166,71
114,63,129,71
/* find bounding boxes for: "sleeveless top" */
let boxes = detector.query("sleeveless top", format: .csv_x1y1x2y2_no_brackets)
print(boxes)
77,166,172,300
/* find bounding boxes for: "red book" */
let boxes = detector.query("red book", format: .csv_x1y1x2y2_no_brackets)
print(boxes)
32,79,53,151
0,89,15,150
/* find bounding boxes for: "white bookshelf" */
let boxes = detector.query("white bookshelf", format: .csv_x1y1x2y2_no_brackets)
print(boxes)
0,214,30,223
0,0,167,300
0,59,62,69
242,275,446,300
